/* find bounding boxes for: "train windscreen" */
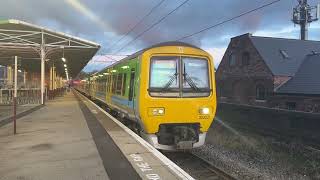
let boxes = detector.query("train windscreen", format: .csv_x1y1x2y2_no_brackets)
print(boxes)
149,56,211,97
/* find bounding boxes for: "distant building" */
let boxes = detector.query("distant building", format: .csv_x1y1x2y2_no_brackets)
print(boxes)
216,33,320,113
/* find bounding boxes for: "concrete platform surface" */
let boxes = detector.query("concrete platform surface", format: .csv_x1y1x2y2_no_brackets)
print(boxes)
0,93,109,180
0,104,39,123
0,90,193,180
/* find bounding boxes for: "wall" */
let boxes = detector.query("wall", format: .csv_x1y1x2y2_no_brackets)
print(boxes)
216,102,320,146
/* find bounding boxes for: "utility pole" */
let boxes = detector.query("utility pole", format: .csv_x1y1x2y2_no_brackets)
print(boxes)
292,0,320,40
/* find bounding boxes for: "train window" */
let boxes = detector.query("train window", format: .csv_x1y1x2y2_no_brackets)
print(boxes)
149,56,179,89
116,74,123,95
122,74,127,96
106,75,111,93
181,57,210,97
129,69,135,101
112,75,117,93
182,57,209,89
103,79,107,92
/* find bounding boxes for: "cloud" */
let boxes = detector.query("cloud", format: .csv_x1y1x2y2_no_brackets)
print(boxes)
204,47,227,67
64,0,113,32
1,0,320,73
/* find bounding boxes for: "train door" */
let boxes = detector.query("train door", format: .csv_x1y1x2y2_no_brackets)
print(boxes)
128,68,135,107
106,74,112,103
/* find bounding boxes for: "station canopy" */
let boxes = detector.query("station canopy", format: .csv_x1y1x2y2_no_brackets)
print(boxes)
0,19,100,78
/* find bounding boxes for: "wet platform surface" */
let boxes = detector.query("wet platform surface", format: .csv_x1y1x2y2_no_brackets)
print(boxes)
0,90,192,180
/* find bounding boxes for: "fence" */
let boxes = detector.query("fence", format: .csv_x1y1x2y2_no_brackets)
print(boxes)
0,88,41,105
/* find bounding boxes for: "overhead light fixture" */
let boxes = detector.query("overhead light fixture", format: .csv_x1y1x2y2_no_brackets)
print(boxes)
64,64,67,67
62,47,66,62
121,65,129,69
18,69,22,73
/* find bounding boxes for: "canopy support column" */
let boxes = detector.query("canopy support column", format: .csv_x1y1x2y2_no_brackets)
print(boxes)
40,31,46,105
40,45,45,105
13,56,17,134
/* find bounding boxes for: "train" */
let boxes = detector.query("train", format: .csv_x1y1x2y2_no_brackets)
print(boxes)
75,42,217,150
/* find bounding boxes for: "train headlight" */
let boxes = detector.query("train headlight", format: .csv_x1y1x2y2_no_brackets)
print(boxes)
149,108,165,116
199,107,210,115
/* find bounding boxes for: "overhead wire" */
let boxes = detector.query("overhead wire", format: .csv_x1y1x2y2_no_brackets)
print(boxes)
177,0,281,41
114,0,191,54
105,0,166,53
98,0,281,57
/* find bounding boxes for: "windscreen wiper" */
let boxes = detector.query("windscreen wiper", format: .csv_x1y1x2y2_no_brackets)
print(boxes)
161,63,178,92
183,63,200,91
161,73,178,91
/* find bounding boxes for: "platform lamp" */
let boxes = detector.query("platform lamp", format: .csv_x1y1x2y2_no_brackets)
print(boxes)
61,47,66,63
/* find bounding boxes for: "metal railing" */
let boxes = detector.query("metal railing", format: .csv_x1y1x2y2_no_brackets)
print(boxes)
0,88,41,105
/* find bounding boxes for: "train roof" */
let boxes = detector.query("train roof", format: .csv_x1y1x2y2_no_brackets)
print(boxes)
126,41,204,60
103,41,204,70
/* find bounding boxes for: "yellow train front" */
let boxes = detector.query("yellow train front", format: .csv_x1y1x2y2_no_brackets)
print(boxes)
78,42,217,150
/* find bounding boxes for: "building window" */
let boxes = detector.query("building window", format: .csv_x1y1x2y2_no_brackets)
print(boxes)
279,50,289,59
229,53,236,67
218,84,225,97
286,102,296,110
242,52,250,66
256,85,266,100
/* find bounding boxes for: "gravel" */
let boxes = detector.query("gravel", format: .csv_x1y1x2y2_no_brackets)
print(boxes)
192,122,320,180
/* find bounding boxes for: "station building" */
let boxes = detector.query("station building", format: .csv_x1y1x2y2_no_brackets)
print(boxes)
216,33,320,113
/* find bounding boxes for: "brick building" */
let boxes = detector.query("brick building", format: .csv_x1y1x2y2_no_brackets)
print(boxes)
216,33,320,113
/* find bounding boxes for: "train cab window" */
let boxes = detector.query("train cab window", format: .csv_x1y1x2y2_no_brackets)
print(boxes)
149,56,179,89
182,57,210,97
149,56,211,97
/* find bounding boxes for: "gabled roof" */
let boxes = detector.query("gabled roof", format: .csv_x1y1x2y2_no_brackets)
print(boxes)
276,54,320,95
249,35,320,76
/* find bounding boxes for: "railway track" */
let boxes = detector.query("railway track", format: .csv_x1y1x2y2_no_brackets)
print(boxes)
163,152,236,180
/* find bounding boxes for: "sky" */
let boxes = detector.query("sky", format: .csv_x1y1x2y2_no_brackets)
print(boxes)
1,0,320,72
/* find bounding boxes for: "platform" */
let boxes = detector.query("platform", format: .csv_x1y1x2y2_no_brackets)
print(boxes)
0,90,193,180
